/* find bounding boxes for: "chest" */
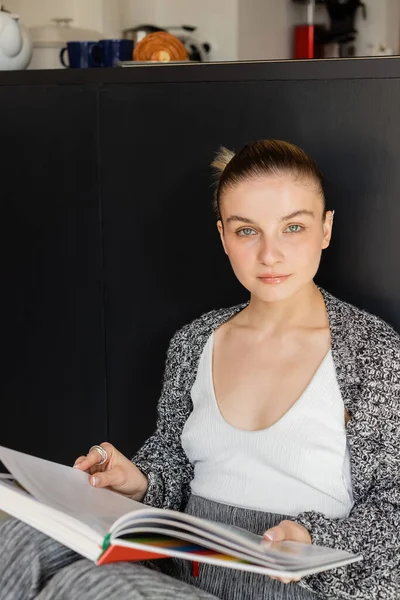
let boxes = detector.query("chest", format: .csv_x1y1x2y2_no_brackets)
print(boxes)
184,331,349,473
212,330,333,431
182,332,354,516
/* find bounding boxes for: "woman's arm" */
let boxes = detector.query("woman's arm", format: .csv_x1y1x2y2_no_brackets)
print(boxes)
294,360,400,599
132,327,195,511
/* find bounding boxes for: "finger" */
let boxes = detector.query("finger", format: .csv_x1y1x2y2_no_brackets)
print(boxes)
264,519,307,543
263,524,287,542
269,575,300,584
73,449,105,471
73,456,87,469
89,465,125,489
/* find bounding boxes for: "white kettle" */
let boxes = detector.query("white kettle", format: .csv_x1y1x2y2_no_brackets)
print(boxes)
0,8,32,70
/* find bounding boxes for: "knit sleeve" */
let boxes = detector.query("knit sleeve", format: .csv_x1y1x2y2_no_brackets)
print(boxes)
131,328,194,511
294,345,400,599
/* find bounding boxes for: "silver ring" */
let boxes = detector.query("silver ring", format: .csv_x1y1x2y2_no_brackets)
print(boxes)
89,445,108,466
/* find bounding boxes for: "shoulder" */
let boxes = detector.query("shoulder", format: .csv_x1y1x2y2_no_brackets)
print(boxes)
323,288,400,355
323,289,400,395
170,302,248,345
324,291,400,435
163,302,247,372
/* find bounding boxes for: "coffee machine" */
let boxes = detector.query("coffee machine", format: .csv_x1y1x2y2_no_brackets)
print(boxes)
293,0,367,59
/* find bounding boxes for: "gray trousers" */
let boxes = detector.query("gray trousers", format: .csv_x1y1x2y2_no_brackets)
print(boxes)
0,495,318,600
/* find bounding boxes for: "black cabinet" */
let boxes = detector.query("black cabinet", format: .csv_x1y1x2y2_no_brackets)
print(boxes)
99,84,247,456
0,60,399,464
0,86,106,465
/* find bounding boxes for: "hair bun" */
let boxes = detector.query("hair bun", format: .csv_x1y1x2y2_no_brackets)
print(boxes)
211,146,235,175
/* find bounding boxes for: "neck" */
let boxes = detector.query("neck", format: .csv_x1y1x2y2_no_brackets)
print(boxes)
244,282,326,333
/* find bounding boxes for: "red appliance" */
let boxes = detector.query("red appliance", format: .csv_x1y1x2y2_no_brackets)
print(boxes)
294,0,315,59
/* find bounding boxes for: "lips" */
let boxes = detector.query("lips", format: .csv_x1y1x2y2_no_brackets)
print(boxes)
257,274,291,284
258,274,288,278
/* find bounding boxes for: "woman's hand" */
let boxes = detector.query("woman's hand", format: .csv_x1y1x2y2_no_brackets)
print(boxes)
263,520,312,584
73,442,148,501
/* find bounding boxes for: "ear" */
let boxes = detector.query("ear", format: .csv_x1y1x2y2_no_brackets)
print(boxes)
217,219,228,255
321,210,334,250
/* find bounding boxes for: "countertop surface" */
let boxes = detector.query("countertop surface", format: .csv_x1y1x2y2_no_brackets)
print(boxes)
0,56,399,86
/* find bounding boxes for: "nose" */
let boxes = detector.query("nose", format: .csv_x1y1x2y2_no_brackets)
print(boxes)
257,234,284,266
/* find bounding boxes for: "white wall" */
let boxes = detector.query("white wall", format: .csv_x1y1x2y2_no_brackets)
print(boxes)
5,0,74,25
4,0,121,37
157,0,239,61
386,0,400,53
238,0,302,60
357,0,400,54
100,0,123,39
73,0,121,38
119,0,160,29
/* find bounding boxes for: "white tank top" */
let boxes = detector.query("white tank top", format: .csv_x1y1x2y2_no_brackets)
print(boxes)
181,331,354,518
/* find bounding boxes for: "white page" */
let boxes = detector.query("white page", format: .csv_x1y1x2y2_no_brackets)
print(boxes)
113,525,284,569
0,446,144,537
112,508,359,567
113,515,359,569
0,480,102,560
113,538,363,578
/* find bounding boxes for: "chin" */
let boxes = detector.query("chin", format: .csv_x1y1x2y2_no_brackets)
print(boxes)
257,287,295,303
247,276,310,303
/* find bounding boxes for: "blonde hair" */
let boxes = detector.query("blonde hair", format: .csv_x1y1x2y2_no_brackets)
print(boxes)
211,146,235,174
211,139,325,220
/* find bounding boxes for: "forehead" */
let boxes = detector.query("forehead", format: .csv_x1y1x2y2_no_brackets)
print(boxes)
221,175,322,219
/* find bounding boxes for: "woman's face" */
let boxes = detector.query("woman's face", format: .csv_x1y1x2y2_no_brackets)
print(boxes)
217,174,333,303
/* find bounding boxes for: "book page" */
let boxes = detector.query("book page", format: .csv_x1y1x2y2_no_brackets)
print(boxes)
0,479,104,560
113,508,359,567
0,446,144,537
109,537,362,578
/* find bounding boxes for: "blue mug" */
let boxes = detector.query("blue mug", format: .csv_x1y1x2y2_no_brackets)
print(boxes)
60,41,99,68
90,39,134,67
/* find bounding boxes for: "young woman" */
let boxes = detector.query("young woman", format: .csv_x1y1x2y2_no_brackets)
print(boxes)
1,140,399,600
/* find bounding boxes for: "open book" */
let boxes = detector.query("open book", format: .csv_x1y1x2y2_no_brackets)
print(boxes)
0,446,362,578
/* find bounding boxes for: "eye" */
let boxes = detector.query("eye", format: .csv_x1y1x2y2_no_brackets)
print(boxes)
237,227,257,237
284,224,304,233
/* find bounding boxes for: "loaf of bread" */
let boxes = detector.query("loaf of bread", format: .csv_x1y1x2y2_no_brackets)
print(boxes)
133,31,188,62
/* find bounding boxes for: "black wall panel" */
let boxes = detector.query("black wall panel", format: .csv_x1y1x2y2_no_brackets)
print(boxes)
0,86,106,465
100,77,400,457
99,84,248,457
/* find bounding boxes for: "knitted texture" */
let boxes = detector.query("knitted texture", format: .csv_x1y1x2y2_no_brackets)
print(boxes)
133,289,400,599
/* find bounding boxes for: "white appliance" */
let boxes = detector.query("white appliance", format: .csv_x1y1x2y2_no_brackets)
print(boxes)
29,18,103,70
0,9,32,70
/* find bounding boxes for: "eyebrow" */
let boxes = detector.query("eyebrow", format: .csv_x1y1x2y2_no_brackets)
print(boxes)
226,210,315,224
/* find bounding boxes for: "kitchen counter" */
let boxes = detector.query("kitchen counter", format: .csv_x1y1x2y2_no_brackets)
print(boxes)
0,55,399,87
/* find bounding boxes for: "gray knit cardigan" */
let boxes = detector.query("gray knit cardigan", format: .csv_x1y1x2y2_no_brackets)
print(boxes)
133,289,400,599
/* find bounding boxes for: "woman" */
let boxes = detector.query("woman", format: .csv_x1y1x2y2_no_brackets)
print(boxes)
1,140,399,600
